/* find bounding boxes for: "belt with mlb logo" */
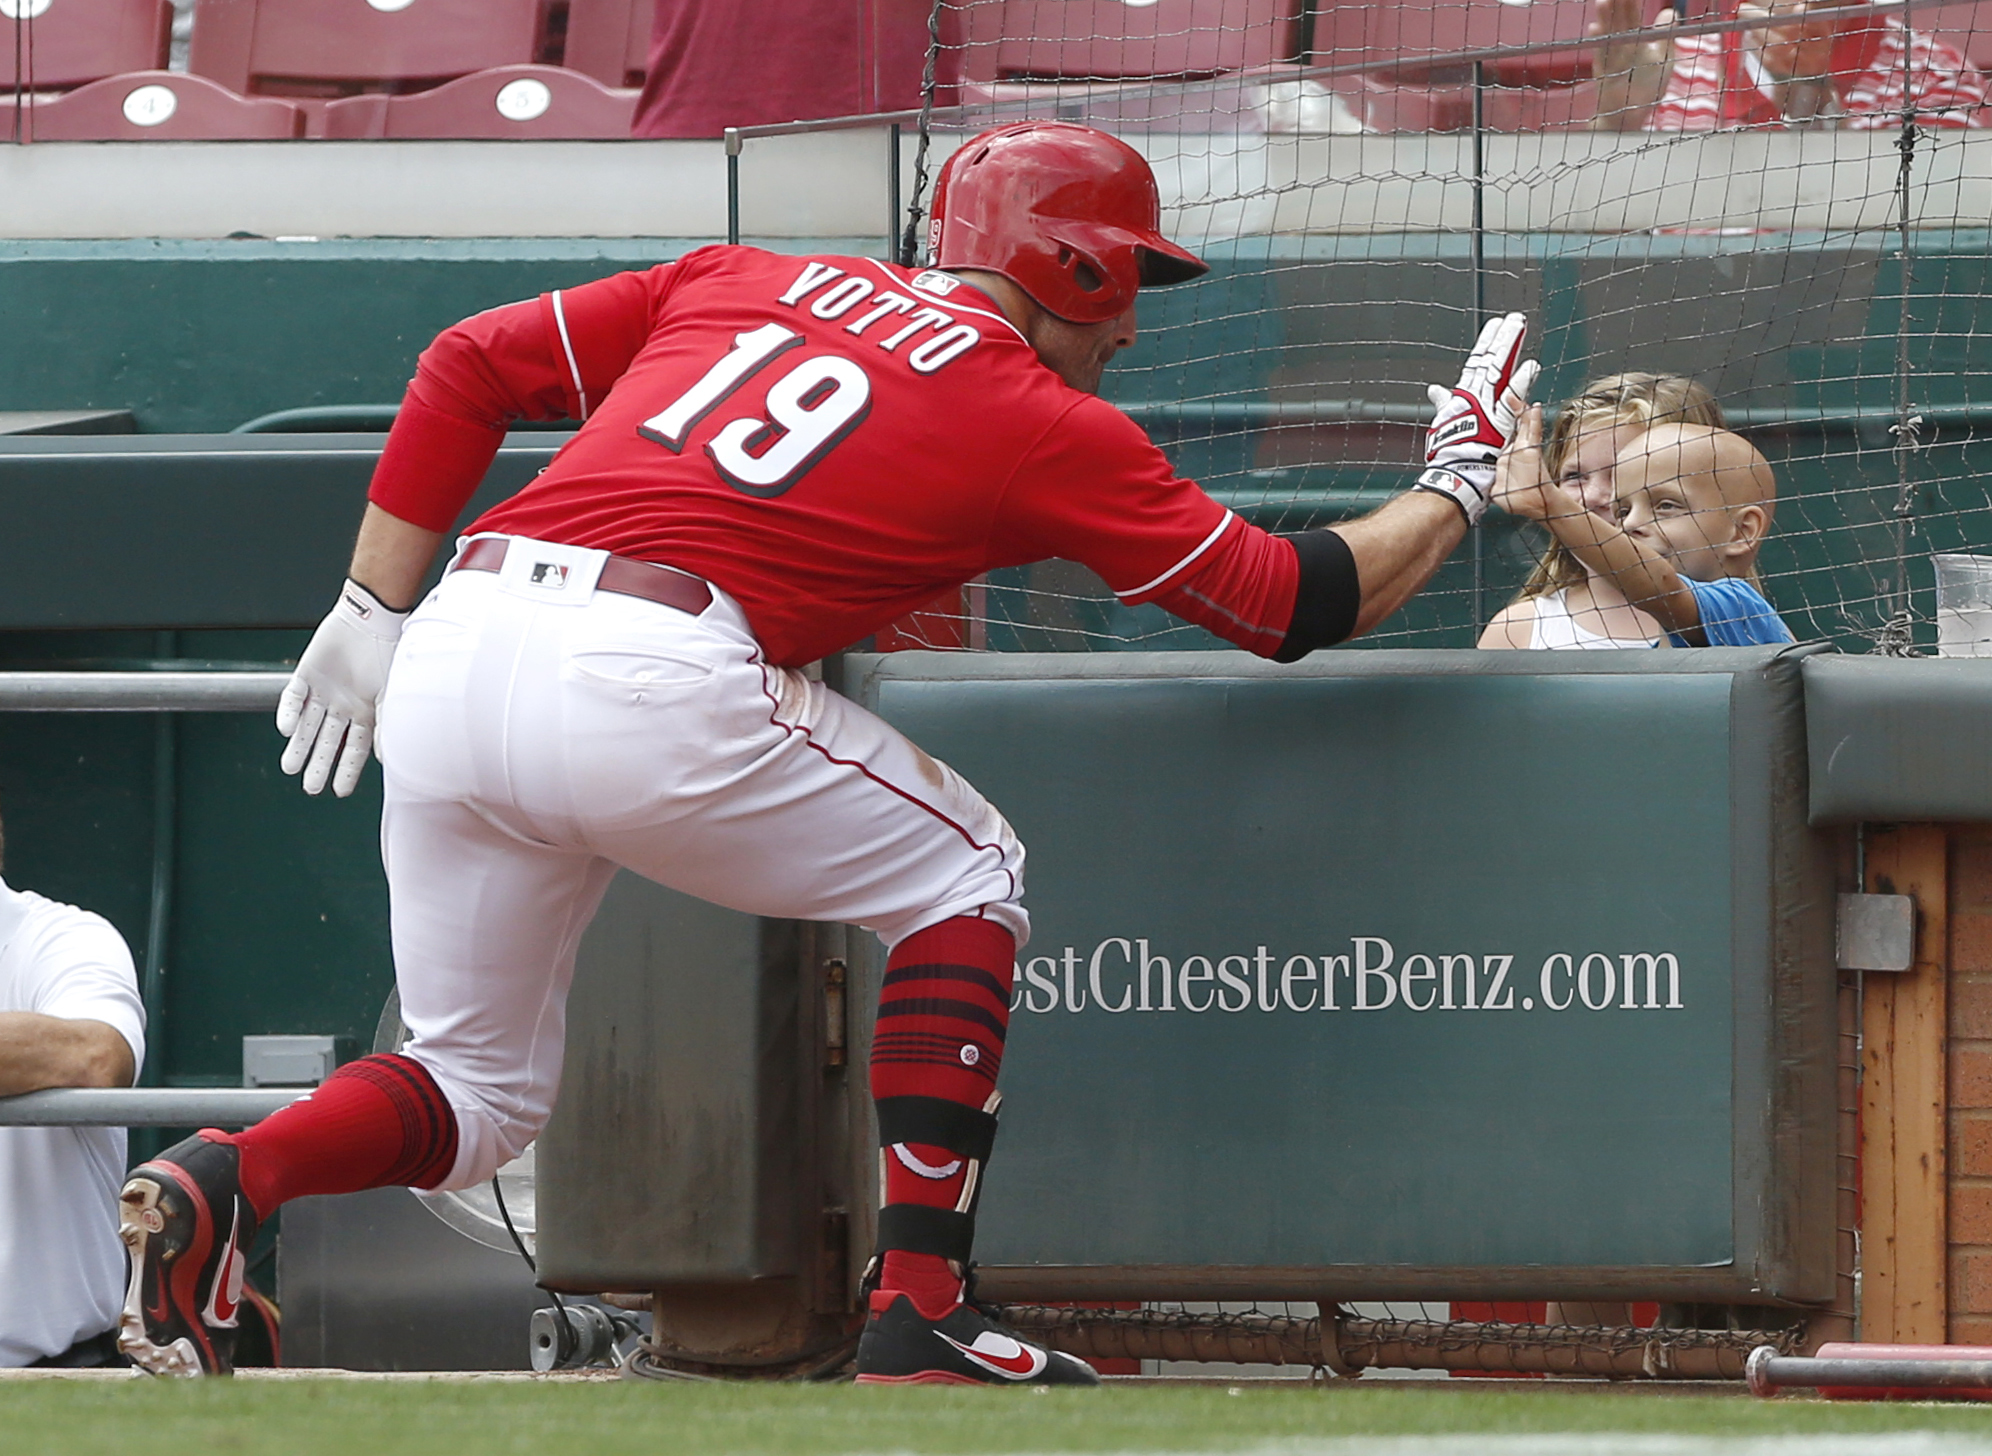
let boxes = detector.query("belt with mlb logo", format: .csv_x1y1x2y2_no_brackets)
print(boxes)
451,537,714,616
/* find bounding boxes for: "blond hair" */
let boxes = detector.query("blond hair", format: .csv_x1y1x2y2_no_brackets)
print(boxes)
1518,373,1726,600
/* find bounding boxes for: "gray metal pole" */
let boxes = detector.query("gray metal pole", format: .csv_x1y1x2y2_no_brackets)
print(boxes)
0,672,287,711
0,1088,305,1127
726,128,742,246
139,665,178,1092
1469,60,1489,636
1749,1346,1992,1394
887,124,903,264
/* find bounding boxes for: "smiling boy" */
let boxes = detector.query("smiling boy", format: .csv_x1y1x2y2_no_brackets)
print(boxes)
1496,415,1795,647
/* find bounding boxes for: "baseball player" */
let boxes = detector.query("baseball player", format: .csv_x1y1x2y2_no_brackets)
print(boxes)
114,122,1535,1381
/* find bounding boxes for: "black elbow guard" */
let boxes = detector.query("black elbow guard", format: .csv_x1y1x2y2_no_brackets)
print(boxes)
1273,528,1361,662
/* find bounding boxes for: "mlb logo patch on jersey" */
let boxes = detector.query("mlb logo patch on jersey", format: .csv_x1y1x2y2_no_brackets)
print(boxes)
912,270,960,297
531,562,570,588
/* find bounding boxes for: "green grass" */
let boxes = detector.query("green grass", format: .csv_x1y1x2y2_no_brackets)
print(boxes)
10,1381,1992,1456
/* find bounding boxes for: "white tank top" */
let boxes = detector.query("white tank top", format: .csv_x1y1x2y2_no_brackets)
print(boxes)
1526,588,1660,650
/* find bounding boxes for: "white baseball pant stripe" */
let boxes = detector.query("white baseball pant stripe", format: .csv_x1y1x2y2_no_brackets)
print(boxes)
375,537,1028,1190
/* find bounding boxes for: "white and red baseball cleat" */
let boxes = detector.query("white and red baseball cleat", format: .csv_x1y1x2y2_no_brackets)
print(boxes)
116,1135,259,1377
853,1291,1100,1386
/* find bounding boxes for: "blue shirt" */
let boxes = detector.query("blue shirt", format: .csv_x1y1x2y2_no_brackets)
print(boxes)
1669,576,1795,647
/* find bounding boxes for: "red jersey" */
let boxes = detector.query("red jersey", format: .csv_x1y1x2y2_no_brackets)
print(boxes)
368,246,1300,668
1648,14,1987,131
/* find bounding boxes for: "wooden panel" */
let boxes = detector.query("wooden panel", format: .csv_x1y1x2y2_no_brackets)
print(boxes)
1861,825,1950,1342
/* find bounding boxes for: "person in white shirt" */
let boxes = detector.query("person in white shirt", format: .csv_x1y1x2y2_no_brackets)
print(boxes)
0,839,145,1369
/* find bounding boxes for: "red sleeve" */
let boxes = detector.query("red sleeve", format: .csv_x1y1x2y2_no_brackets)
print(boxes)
994,397,1299,656
1148,525,1300,657
367,263,684,533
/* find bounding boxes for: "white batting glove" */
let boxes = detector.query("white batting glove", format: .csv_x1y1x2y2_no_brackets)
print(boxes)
1416,312,1541,525
277,580,409,798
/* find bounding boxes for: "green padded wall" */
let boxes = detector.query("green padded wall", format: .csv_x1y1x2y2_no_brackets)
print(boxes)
855,648,1836,1303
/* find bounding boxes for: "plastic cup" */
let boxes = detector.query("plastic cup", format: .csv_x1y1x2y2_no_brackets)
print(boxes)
1934,553,1992,657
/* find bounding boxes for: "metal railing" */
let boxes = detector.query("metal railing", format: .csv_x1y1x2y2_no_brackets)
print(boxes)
0,1088,304,1127
0,671,287,711
0,670,292,1127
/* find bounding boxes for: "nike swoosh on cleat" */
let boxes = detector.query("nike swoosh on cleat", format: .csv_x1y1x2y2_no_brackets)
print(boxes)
936,1329,1047,1380
201,1200,244,1329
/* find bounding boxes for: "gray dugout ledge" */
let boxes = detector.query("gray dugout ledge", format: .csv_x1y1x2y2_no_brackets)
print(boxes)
1806,655,1992,824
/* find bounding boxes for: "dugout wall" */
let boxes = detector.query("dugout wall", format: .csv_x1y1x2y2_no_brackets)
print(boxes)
847,647,1839,1305
532,646,1838,1312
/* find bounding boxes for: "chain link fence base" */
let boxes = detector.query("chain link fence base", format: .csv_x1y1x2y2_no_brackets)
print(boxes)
993,1305,1807,1380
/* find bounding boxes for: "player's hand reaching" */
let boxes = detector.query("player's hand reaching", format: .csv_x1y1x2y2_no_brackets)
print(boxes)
277,580,409,798
1416,312,1540,526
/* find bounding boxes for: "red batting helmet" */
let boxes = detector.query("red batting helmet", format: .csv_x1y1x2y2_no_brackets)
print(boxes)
927,122,1208,325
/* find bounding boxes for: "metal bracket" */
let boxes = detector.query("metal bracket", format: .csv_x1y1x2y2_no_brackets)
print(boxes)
1313,1301,1364,1377
823,958,848,1068
1838,892,1916,972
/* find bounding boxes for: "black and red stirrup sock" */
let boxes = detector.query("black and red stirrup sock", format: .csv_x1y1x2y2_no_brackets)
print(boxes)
869,915,1014,1318
204,1052,460,1219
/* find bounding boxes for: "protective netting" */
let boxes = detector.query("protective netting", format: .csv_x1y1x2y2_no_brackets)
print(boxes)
839,0,1992,655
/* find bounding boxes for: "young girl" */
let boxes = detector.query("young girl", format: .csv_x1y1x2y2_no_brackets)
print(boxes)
1477,373,1725,651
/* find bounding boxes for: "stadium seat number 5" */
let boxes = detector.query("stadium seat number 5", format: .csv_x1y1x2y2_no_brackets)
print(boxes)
639,323,873,498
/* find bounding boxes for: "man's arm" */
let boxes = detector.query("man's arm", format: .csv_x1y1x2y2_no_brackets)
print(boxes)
1740,1,1844,123
276,267,670,798
1591,0,1679,131
350,503,448,613
271,502,445,797
0,1012,134,1096
1275,310,1536,654
1326,491,1468,640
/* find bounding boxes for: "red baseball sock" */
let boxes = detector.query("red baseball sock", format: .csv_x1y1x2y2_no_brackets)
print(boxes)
202,1053,460,1220
870,915,1013,1321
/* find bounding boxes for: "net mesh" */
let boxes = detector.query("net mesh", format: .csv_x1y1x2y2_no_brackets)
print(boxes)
844,0,1992,656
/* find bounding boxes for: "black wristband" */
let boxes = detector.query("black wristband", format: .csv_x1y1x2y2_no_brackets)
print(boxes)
1273,528,1362,662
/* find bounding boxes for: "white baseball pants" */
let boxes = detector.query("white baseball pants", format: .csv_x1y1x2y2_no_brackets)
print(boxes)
375,536,1028,1190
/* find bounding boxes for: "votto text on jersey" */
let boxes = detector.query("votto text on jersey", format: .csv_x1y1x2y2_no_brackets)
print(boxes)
1009,938,1689,1016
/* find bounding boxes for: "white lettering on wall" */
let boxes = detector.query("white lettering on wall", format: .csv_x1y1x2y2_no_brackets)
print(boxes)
1089,938,1133,1014
1007,938,1690,1017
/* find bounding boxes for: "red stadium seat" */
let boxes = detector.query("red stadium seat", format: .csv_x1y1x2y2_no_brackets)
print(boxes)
0,0,169,92
317,62,635,137
187,0,549,97
0,68,302,137
563,0,647,89
1309,0,1619,131
1317,0,1613,88
958,0,1304,81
